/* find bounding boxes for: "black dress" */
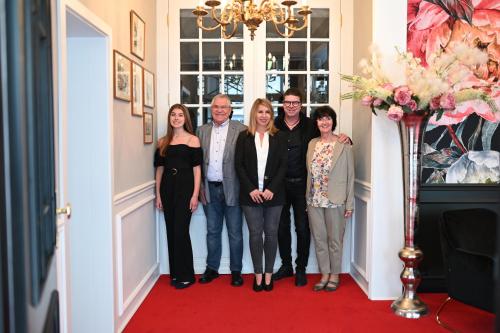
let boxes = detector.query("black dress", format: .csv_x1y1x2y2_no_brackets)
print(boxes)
154,144,202,283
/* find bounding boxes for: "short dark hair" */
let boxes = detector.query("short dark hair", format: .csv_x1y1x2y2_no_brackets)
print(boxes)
313,105,337,132
283,88,303,103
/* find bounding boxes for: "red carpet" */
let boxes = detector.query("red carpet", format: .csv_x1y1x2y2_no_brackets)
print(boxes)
123,274,495,333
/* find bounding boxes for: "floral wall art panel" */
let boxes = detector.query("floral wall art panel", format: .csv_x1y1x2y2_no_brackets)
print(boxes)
407,0,500,184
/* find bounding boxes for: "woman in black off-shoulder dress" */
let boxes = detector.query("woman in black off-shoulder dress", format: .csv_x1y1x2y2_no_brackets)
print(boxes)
154,104,202,289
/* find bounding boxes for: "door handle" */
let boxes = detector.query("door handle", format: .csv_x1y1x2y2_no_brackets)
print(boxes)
56,204,72,219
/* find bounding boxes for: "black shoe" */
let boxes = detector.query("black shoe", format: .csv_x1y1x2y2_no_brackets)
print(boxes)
231,271,244,287
273,265,293,280
174,280,194,289
264,278,274,292
170,278,176,286
198,268,219,284
253,276,263,292
295,271,307,287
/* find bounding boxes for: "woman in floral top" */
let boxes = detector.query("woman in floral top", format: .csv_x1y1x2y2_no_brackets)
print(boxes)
306,106,354,292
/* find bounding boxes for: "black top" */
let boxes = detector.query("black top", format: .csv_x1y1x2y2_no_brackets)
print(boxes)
274,111,320,179
234,131,288,207
154,145,202,170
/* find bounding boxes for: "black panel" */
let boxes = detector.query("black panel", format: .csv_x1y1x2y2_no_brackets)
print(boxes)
417,185,500,292
25,0,56,305
42,292,60,333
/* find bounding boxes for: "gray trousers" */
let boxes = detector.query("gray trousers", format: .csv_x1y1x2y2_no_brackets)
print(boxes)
307,205,347,274
242,205,283,274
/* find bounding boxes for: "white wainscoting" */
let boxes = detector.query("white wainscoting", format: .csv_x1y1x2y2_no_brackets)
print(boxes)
351,179,371,294
113,181,159,332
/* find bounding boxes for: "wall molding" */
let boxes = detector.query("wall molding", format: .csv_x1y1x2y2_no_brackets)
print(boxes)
113,180,155,205
115,194,156,316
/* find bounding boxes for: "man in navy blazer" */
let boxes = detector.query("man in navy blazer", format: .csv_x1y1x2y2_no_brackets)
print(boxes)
196,94,247,286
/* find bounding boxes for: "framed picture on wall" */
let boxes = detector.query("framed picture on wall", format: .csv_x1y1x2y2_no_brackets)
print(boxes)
113,50,131,101
143,112,153,144
130,10,145,60
132,62,143,116
143,69,155,108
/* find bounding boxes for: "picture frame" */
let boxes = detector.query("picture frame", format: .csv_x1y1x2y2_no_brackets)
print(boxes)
143,112,153,144
130,10,145,60
131,62,143,117
143,69,155,108
113,50,131,101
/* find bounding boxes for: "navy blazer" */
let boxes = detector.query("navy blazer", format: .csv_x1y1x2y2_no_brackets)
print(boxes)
235,130,287,207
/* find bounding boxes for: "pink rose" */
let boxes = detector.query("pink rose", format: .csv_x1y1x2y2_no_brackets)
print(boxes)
362,95,374,106
439,93,456,110
373,98,383,107
394,86,412,106
430,96,441,110
387,105,404,122
382,83,394,92
407,99,418,111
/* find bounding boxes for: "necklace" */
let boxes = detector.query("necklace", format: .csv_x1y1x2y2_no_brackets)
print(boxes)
284,117,300,129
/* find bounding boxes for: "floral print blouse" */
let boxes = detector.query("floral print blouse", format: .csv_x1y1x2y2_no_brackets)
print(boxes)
307,141,340,208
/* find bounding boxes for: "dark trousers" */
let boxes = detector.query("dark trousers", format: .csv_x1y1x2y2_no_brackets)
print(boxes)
278,179,310,271
162,188,195,283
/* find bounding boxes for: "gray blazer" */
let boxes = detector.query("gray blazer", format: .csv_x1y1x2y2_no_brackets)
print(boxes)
197,120,247,206
306,138,355,211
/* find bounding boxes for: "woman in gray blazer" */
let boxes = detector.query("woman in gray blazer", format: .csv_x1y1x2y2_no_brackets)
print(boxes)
306,106,354,292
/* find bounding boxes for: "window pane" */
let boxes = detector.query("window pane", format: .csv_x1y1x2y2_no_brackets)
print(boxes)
288,42,307,70
180,42,198,71
266,74,284,103
224,75,243,103
224,21,243,39
231,104,244,123
180,75,199,104
311,74,329,103
202,10,221,39
290,8,307,38
311,8,329,38
310,42,329,71
266,21,281,38
203,75,221,103
202,42,221,71
288,74,307,93
188,107,200,131
180,9,198,39
224,43,243,71
266,42,285,71
203,106,212,124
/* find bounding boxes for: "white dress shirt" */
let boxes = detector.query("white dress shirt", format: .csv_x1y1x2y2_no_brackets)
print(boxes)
254,131,269,191
207,119,230,182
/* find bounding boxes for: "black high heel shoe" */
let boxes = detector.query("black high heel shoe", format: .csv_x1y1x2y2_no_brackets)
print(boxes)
264,276,273,292
253,276,263,292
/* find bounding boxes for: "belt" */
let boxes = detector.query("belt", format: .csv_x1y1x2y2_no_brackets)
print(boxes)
286,177,303,183
208,181,223,187
168,167,190,175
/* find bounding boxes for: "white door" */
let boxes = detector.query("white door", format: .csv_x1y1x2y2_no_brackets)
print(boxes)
157,0,342,274
54,1,114,332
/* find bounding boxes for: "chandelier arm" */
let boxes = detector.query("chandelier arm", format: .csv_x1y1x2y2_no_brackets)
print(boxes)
221,21,239,39
286,17,308,32
210,6,232,26
272,20,294,38
197,16,222,31
269,6,287,25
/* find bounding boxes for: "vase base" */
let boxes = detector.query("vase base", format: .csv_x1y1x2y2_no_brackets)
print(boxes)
391,296,428,319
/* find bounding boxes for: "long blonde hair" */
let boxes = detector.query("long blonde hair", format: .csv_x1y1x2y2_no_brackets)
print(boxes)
247,98,278,136
158,104,194,156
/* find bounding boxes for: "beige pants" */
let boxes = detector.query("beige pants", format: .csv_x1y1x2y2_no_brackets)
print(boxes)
307,205,347,274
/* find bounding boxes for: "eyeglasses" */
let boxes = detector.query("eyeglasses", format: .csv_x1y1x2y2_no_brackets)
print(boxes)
283,101,301,107
212,105,231,111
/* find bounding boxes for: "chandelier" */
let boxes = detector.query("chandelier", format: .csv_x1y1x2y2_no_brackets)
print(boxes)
192,0,312,40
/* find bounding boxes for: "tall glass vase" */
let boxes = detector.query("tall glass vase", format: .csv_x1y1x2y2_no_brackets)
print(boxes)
390,111,429,318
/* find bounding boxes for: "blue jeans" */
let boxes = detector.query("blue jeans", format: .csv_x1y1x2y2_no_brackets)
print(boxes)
203,182,243,272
